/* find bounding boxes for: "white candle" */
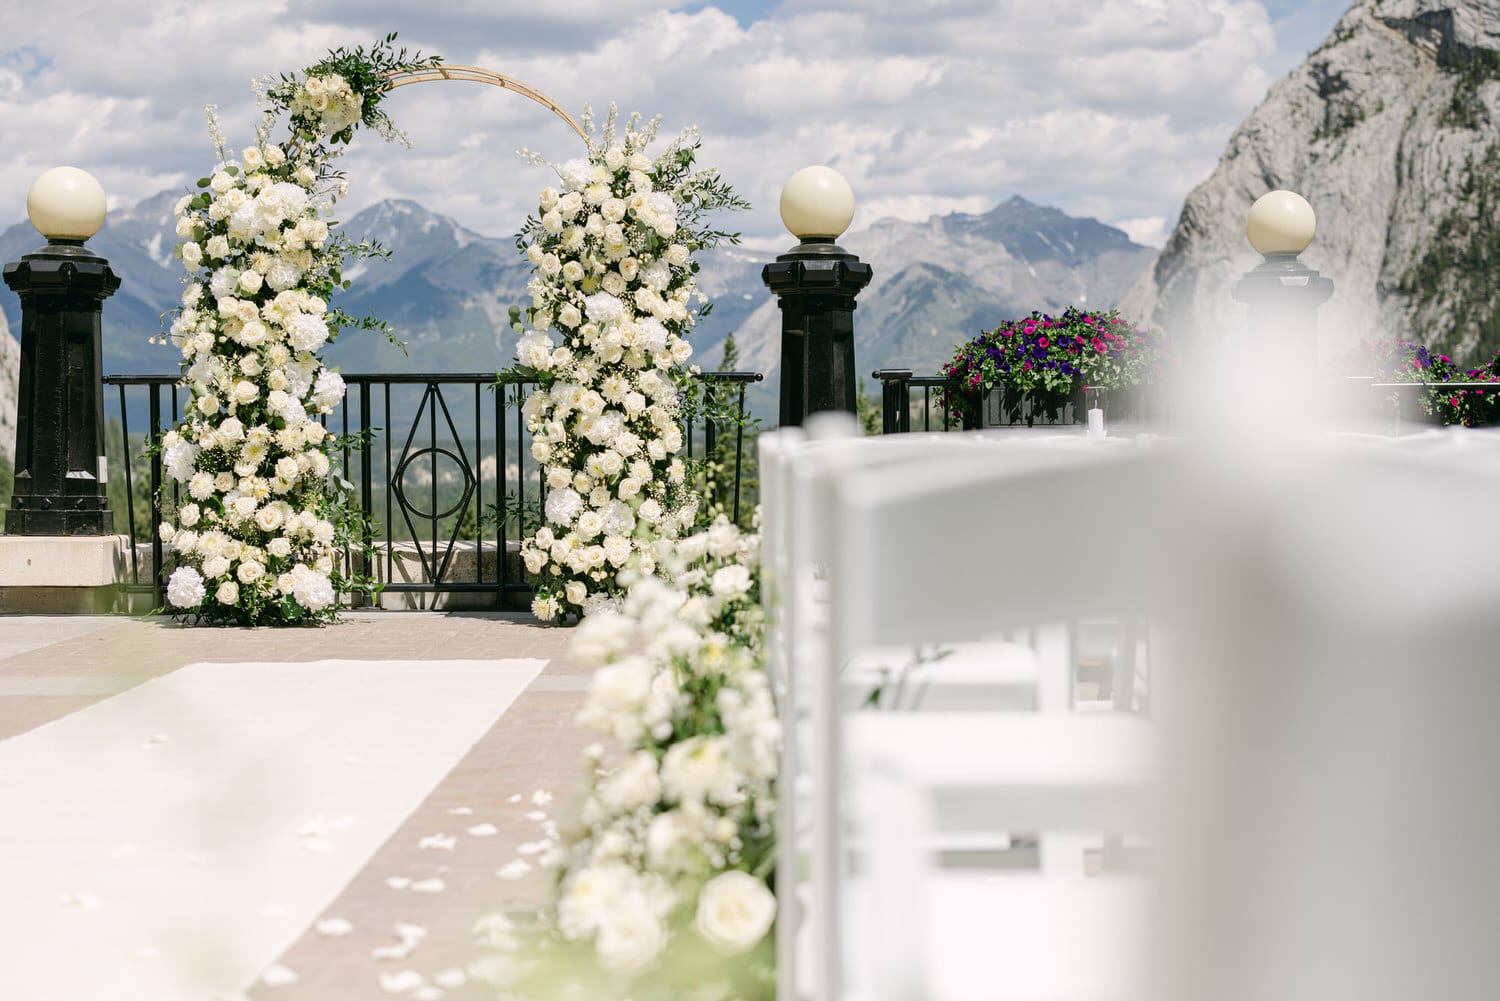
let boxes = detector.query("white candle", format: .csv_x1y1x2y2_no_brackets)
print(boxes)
1087,407,1105,438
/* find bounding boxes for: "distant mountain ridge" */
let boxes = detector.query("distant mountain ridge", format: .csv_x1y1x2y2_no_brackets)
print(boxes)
0,190,1156,420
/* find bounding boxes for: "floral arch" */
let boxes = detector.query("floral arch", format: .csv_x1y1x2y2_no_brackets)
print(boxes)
156,37,744,626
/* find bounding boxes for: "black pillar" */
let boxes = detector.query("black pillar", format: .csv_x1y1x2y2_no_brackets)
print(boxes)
2,240,117,535
762,237,872,428
1231,251,1333,350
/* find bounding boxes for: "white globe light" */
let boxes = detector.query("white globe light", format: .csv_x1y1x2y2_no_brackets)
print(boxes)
26,166,108,242
779,165,855,240
1245,189,1316,256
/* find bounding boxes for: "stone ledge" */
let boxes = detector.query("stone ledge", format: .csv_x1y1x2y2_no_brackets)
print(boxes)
0,534,131,588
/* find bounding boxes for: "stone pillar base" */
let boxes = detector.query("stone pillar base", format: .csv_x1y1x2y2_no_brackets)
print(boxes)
0,534,130,613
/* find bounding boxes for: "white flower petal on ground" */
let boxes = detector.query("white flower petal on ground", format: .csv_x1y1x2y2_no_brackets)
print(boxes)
446,806,475,815
433,968,466,989
409,878,446,893
384,876,412,890
465,823,498,838
378,970,425,994
411,987,444,1001
524,810,547,822
516,839,551,857
496,859,532,880
505,794,522,803
315,917,353,937
260,965,298,987
418,833,457,851
530,789,553,806
372,922,426,960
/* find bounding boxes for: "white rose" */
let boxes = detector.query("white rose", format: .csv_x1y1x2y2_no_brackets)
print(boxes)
711,564,752,598
231,380,258,405
694,871,777,955
267,537,292,558
237,560,265,584
178,503,201,528
564,579,587,606
595,899,666,974
215,580,240,605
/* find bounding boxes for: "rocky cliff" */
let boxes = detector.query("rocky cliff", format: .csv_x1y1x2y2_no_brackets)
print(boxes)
1124,0,1500,364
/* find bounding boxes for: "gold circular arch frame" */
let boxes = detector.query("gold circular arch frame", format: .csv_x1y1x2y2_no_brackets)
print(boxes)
382,64,587,141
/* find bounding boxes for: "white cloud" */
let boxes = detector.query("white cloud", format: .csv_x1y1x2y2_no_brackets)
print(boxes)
1113,215,1169,248
0,0,1346,250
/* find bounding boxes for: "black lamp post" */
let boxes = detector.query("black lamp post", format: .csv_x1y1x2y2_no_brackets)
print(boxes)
1,167,117,535
761,166,872,428
1231,189,1333,350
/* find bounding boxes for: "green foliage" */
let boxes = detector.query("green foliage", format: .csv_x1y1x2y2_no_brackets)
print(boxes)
266,33,441,147
1400,143,1500,359
1438,43,1500,129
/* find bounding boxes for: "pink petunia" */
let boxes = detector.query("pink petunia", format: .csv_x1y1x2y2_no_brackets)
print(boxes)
1037,336,1050,348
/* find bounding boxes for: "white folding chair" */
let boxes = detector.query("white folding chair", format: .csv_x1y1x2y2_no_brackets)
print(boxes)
1137,436,1500,1001
813,441,1176,1001
763,418,1055,1001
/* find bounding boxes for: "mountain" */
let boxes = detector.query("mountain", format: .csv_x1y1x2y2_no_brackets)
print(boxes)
0,191,1154,423
1123,0,1500,365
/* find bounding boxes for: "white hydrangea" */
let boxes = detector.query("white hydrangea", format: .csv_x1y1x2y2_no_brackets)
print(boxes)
166,566,206,608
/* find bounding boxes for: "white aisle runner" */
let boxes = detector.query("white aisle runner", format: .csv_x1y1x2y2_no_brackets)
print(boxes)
0,658,545,1001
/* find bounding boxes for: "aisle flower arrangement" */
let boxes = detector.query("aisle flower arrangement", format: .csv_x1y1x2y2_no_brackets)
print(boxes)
940,306,1164,425
473,517,777,998
510,108,748,623
1358,338,1500,426
157,38,439,624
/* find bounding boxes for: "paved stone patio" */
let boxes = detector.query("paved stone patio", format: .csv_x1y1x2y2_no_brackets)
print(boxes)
0,611,592,1000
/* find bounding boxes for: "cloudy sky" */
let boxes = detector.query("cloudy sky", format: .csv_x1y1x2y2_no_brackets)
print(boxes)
0,0,1349,251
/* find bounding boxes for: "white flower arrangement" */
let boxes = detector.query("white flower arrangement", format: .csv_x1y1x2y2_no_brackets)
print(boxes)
474,517,777,997
158,38,439,625
512,107,749,623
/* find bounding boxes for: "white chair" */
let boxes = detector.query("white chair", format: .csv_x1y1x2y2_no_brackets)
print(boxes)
849,714,1155,1001
813,441,1174,1001
829,434,1500,1001
763,419,1059,1001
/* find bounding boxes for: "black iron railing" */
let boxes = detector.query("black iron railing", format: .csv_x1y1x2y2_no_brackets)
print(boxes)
102,370,762,608
870,370,1122,433
871,370,1500,435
